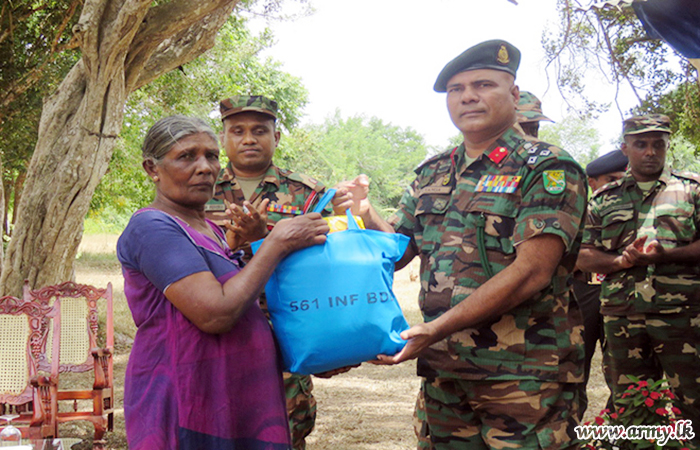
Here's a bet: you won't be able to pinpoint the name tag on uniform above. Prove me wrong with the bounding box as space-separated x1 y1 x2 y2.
204 204 226 212
268 203 303 215
475 175 521 193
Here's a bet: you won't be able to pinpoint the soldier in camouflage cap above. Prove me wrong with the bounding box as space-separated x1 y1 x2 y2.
205 94 343 450
516 91 553 138
579 114 700 443
622 113 672 136
336 39 587 449
219 94 278 121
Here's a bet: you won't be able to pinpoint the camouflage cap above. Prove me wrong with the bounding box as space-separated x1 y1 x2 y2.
585 149 628 177
220 95 277 121
516 91 553 123
622 114 671 136
434 39 521 93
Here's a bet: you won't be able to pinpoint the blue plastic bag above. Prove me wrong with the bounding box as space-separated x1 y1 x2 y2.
251 200 410 375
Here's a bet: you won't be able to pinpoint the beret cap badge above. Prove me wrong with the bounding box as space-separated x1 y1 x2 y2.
497 45 510 65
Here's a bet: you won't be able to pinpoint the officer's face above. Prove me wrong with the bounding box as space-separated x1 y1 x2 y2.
222 112 280 177
446 69 519 141
147 132 220 208
621 132 669 182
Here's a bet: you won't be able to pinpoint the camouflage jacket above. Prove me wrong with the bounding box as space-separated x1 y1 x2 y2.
389 126 587 382
204 162 328 262
582 167 700 315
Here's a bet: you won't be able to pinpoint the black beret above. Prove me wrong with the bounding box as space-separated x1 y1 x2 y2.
434 40 521 92
585 150 628 178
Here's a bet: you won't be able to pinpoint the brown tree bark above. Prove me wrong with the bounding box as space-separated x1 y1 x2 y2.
0 0 239 296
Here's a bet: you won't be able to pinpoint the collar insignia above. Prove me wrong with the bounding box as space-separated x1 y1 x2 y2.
487 146 508 164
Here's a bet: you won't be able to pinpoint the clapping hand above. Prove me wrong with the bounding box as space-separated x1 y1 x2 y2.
223 199 269 249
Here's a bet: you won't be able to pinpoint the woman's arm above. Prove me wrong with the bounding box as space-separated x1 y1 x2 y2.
165 213 329 333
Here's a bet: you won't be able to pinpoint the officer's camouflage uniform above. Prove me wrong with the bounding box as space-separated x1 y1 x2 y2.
390 126 587 449
583 163 700 431
205 162 327 450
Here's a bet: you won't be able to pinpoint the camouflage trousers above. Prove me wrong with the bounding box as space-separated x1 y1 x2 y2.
419 377 581 450
604 312 700 436
283 372 316 450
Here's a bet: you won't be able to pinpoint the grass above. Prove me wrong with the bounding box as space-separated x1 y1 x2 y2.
62 234 610 449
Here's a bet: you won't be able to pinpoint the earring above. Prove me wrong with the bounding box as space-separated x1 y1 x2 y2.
153 176 159 182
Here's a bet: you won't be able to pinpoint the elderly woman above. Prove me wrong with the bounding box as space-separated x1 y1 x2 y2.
117 115 328 449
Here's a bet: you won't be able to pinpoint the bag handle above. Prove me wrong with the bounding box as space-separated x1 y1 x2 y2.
312 188 336 213
346 208 361 230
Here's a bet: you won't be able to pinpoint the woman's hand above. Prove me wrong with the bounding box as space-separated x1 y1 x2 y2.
223 199 269 248
267 213 329 256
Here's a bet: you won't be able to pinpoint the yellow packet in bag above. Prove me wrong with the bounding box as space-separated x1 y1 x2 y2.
323 215 365 233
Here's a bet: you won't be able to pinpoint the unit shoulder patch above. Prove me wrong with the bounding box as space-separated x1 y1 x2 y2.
542 170 566 195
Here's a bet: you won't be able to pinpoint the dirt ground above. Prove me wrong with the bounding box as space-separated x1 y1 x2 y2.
72 234 609 449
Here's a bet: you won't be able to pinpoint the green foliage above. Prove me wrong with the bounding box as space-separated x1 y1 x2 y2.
546 0 698 159
277 110 429 216
90 14 309 219
0 1 81 226
538 115 603 168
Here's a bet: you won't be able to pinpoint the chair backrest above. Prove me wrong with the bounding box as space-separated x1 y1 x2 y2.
0 295 59 406
28 282 113 375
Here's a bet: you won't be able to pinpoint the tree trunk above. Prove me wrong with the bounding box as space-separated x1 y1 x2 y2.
9 169 27 231
0 0 239 296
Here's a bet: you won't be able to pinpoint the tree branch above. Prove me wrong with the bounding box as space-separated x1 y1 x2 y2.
124 0 238 92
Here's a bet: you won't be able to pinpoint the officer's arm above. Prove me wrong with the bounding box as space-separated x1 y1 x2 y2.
376 233 565 364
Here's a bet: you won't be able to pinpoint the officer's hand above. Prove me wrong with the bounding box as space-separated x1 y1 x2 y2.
224 199 269 245
332 174 370 215
370 322 436 365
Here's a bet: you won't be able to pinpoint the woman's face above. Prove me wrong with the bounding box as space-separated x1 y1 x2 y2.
151 132 221 208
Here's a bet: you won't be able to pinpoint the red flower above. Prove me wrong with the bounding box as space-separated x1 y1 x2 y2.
628 384 636 391
638 380 649 387
621 392 629 398
595 416 605 425
655 407 668 416
668 391 676 400
619 407 625 413
672 407 682 415
642 390 649 397
610 413 618 419
645 398 655 407
650 391 661 400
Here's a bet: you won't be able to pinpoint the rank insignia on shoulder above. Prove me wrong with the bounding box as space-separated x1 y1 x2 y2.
528 147 538 154
267 203 303 215
487 147 508 164
543 170 566 195
527 156 538 165
475 175 521 193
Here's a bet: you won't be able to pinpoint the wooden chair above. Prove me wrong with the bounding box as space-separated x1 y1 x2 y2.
0 294 61 439
29 281 114 449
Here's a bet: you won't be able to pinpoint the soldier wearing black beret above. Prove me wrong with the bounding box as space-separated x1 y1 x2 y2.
571 149 629 418
337 39 588 449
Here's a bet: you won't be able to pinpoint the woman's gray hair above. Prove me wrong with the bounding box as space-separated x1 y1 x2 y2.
142 115 218 162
